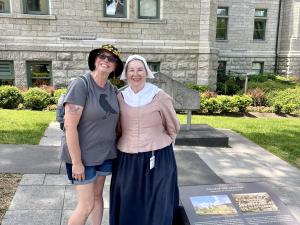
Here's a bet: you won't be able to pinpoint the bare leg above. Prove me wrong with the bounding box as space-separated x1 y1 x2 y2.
90 176 106 225
68 182 95 225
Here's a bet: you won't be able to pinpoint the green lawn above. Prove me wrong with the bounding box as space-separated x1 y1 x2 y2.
0 109 55 145
178 114 300 169
0 109 299 169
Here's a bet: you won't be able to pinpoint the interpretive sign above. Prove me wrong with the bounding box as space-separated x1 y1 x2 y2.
179 182 299 225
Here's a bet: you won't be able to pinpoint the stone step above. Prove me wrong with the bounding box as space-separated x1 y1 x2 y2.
176 124 229 147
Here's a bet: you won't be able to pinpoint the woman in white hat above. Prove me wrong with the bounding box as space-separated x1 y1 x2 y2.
110 55 180 225
60 44 123 225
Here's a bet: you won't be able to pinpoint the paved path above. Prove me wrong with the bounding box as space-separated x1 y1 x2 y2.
1 122 300 225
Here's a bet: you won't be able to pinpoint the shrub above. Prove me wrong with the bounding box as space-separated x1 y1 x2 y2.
217 80 241 95
248 73 276 83
23 87 51 110
202 91 217 98
247 88 265 106
185 83 209 92
0 85 23 109
231 95 252 113
216 95 235 113
17 103 25 110
46 104 58 111
269 87 300 114
53 88 67 104
199 93 252 114
248 77 297 93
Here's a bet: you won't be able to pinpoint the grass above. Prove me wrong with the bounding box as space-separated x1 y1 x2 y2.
178 114 300 169
0 109 54 223
0 109 55 145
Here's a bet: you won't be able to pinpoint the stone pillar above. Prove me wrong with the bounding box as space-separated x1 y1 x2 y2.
14 60 27 88
197 0 219 89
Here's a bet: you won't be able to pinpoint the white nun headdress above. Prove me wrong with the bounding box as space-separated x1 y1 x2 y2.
120 55 155 80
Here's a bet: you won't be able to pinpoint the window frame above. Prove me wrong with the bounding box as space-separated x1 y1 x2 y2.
23 0 49 15
217 61 227 77
216 7 229 41
253 9 267 40
138 0 160 19
103 0 127 18
0 61 14 85
0 0 10 13
148 62 160 73
26 61 52 87
251 61 264 74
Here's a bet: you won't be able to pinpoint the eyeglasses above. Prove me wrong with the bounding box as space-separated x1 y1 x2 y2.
97 53 118 63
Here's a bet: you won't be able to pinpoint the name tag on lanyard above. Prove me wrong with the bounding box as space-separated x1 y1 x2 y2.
150 151 155 170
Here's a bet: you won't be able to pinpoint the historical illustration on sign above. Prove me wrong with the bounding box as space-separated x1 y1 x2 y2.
190 195 237 216
232 192 279 213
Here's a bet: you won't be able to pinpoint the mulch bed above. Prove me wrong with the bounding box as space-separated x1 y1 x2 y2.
0 174 22 223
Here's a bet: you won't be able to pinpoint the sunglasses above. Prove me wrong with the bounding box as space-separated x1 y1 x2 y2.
97 53 118 63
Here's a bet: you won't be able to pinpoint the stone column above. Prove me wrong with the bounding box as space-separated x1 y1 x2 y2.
197 0 219 89
14 60 27 88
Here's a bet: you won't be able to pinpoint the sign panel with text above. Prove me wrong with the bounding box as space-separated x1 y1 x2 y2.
179 182 299 225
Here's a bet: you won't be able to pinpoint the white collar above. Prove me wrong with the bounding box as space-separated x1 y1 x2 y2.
122 83 161 107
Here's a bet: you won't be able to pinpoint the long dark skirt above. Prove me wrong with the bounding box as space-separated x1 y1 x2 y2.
110 144 179 225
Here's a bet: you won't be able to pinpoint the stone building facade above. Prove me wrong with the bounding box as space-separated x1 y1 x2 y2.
0 0 299 89
216 0 300 79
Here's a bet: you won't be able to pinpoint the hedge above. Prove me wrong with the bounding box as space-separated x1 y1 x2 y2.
0 86 23 109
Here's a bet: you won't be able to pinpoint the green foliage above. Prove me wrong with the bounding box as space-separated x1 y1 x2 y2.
231 95 252 113
247 88 266 106
53 88 67 104
248 73 276 82
199 93 252 114
31 72 50 78
217 73 244 95
0 86 23 109
248 77 297 93
267 87 300 114
185 83 209 92
23 87 51 110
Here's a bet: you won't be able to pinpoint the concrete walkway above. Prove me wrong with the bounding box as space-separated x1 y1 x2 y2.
1 122 300 224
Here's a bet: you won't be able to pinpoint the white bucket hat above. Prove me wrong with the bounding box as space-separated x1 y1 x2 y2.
120 55 155 80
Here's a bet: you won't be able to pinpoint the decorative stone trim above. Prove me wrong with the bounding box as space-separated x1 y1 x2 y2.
60 36 96 40
98 18 167 24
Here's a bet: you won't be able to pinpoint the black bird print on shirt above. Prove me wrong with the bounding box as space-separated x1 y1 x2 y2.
99 94 117 119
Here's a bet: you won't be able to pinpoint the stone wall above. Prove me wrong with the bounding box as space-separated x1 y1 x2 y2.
216 0 280 75
278 0 300 78
0 0 218 88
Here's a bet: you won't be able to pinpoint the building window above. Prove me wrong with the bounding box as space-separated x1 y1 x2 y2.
27 61 52 87
138 0 159 19
253 9 267 40
217 61 227 77
148 62 160 73
23 0 49 15
216 7 229 40
0 61 14 85
0 0 10 13
104 0 126 18
252 62 264 74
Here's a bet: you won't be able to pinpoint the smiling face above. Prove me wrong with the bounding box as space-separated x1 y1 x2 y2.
126 60 147 93
94 50 117 76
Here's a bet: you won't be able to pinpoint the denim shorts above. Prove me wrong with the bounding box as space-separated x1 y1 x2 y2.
66 159 113 185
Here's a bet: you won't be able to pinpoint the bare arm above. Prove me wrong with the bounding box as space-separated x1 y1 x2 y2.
64 103 85 180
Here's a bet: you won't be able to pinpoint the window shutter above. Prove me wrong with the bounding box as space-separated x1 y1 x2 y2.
0 62 13 79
